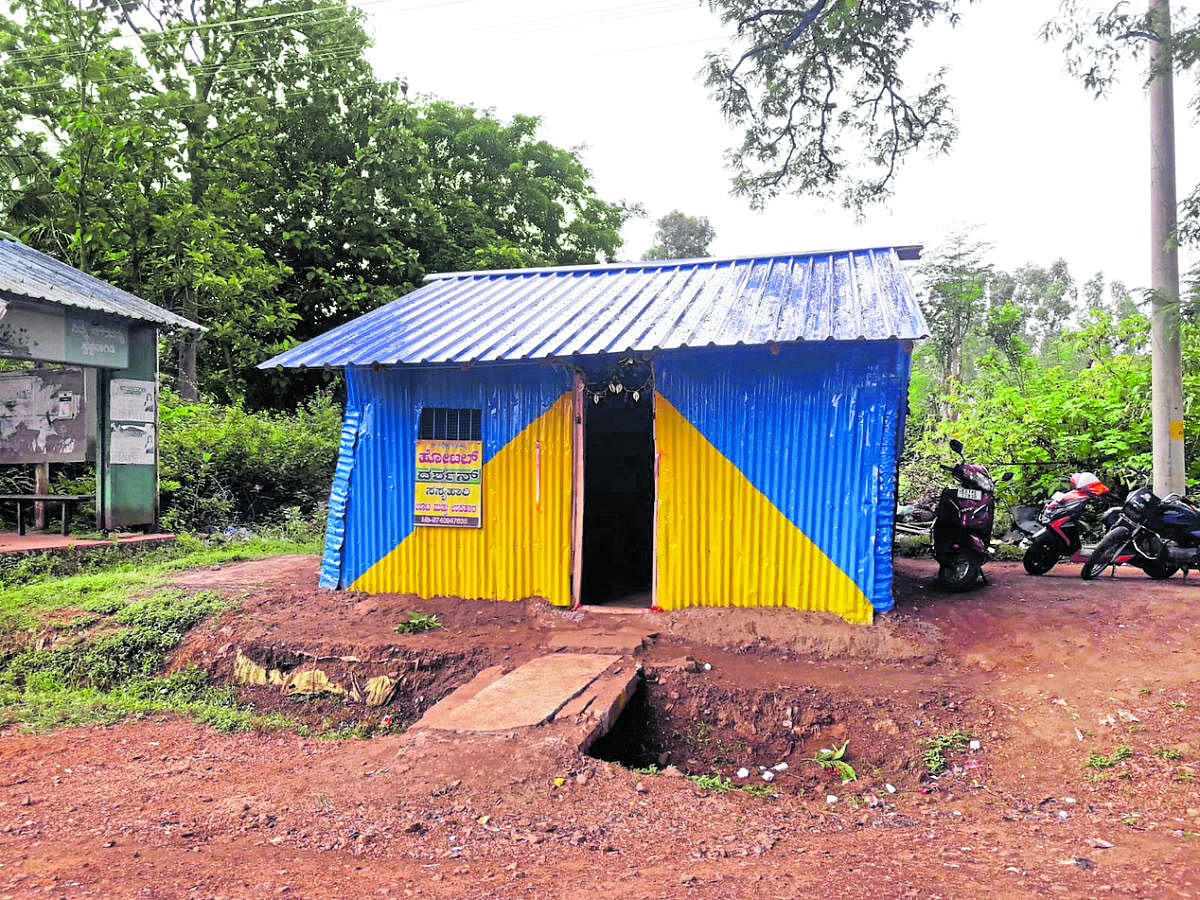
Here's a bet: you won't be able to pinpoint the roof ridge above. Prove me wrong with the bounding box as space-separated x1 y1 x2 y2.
423 245 923 281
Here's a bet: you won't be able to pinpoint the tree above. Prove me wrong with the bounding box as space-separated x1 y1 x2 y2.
917 230 992 393
643 210 716 260
1 0 628 407
704 1 961 210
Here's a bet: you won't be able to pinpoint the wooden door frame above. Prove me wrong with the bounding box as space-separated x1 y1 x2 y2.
570 371 585 607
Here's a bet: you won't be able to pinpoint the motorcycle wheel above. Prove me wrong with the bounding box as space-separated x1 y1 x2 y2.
1141 560 1179 580
1081 526 1131 581
1022 535 1060 576
938 552 982 592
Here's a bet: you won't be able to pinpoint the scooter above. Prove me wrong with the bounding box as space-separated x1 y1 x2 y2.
1020 472 1115 575
1081 480 1198 581
931 439 1013 590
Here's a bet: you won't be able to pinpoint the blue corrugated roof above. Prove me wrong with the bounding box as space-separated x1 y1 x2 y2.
260 246 927 369
0 238 202 331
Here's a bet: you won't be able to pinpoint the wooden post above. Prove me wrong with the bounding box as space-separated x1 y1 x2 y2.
570 372 585 607
34 462 49 530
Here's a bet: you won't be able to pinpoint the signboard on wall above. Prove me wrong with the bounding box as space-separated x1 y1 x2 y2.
0 367 89 464
414 439 483 528
0 300 129 368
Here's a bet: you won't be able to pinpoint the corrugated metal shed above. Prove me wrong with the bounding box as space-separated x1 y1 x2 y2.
0 238 202 330
260 246 926 369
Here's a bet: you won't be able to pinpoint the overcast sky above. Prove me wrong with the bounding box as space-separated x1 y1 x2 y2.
357 0 1199 291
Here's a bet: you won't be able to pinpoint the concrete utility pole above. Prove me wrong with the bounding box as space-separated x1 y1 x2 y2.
1149 0 1186 497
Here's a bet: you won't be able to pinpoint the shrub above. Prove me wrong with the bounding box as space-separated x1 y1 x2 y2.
158 390 341 531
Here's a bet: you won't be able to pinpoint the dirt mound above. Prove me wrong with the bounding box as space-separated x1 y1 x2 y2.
656 604 942 662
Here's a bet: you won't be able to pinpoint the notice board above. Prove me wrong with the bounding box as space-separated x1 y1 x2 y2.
414 439 482 528
0 367 90 464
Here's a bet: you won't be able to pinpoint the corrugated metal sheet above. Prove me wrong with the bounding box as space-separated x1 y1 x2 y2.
655 342 910 620
259 247 926 369
0 238 202 330
331 364 574 604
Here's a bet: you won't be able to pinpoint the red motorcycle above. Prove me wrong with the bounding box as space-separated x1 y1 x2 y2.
1020 472 1114 575
931 440 1013 590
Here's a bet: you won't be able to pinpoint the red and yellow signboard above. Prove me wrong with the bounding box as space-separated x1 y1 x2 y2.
414 440 483 528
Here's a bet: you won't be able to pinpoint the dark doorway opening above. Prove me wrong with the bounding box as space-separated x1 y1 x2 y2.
581 363 654 607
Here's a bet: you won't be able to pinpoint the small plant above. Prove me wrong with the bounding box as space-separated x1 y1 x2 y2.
1153 747 1183 760
921 728 973 776
739 783 776 800
1168 700 1188 709
1086 745 1134 770
394 612 442 634
1138 687 1153 695
810 740 857 782
688 774 733 793
631 765 661 776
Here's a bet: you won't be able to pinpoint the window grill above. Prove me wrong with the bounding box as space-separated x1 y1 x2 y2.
418 407 482 442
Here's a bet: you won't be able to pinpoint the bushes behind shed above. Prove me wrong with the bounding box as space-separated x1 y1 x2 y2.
158 391 341 531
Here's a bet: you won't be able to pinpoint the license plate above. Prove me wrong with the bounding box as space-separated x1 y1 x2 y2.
957 488 982 501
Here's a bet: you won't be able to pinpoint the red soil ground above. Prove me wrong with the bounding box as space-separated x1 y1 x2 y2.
0 556 1197 898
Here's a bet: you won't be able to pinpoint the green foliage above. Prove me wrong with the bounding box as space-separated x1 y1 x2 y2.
1 591 225 690
810 740 857 782
158 391 341 529
1153 747 1183 760
0 533 319 635
739 783 777 799
393 612 442 635
0 0 626 406
631 765 661 776
688 773 734 793
921 728 973 776
642 210 715 261
1086 745 1134 769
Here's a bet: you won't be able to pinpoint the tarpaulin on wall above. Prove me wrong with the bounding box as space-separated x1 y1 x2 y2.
654 342 909 623
325 364 575 605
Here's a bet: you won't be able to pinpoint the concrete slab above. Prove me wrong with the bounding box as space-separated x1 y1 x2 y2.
422 653 615 733
412 665 508 730
555 663 641 751
543 628 657 656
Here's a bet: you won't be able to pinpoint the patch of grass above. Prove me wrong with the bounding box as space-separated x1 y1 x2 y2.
631 765 661 776
921 728 973 776
688 774 733 793
1168 700 1188 709
739 783 776 800
1086 745 1134 770
1152 747 1183 760
0 534 319 635
393 612 442 635
0 666 302 734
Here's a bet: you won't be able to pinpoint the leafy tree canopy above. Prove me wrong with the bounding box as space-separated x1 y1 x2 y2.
643 209 717 260
0 0 625 405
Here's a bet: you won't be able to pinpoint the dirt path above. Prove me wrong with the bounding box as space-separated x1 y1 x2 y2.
1 556 1197 898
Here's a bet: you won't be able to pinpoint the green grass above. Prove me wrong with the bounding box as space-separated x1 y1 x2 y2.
0 534 320 635
921 728 974 776
1085 745 1134 769
0 534 320 734
688 773 733 793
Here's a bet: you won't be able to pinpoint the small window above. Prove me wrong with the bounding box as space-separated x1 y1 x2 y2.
418 407 482 442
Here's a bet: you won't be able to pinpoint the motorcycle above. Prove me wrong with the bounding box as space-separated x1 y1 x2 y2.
1020 472 1116 575
1080 479 1198 581
931 439 1013 590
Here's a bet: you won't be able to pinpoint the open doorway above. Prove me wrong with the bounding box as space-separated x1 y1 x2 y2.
580 362 654 607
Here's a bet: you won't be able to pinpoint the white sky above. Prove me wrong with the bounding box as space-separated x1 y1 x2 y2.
357 0 1200 290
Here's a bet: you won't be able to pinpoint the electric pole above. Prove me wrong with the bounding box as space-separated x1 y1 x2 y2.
1149 0 1186 496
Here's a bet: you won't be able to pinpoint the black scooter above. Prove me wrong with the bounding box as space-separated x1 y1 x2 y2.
931 439 1013 590
1081 480 1197 580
